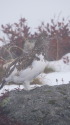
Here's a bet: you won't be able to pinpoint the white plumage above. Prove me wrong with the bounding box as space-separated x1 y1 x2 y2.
4 54 47 90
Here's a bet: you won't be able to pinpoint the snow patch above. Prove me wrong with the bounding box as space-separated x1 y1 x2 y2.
37 72 70 86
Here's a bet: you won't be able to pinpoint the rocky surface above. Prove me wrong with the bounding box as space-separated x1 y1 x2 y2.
0 84 70 125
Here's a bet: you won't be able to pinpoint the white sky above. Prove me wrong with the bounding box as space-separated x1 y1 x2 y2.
0 0 70 33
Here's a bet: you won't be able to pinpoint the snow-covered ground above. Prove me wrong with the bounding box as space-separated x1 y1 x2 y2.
0 84 41 96
37 53 70 85
0 53 70 96
0 85 23 96
47 53 70 72
37 72 70 86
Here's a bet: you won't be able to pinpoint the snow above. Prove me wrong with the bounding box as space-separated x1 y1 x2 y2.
37 53 70 86
37 72 70 86
0 85 23 96
0 84 41 96
0 53 70 96
46 53 70 72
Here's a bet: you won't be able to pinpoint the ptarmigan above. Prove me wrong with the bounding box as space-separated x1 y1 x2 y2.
0 51 47 90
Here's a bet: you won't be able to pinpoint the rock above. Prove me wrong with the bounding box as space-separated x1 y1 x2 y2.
0 84 70 125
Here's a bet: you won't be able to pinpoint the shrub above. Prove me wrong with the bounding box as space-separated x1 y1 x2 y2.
31 78 43 85
44 67 55 74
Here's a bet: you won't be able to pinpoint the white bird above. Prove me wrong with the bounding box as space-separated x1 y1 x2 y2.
0 53 47 90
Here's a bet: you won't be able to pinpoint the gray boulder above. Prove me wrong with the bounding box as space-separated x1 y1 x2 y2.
0 84 70 125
